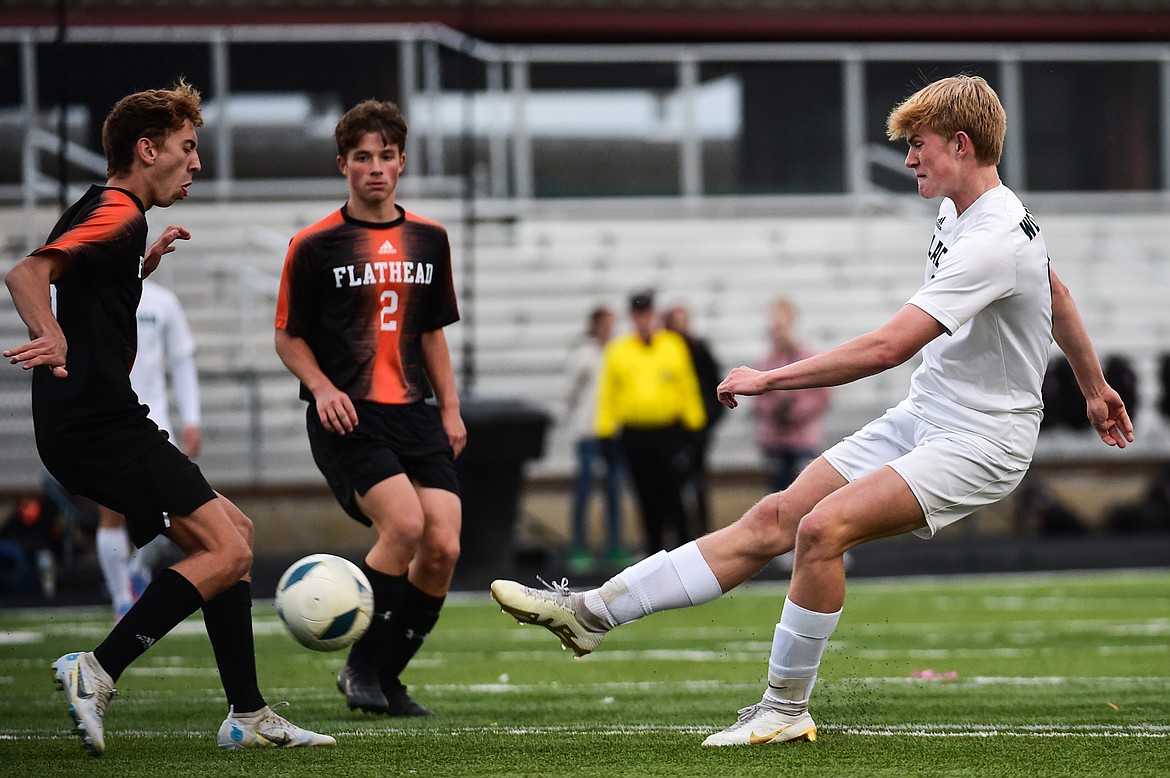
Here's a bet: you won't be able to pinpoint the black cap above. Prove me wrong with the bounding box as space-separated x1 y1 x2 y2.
629 289 654 311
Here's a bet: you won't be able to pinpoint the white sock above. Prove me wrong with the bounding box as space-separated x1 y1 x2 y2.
764 596 842 713
232 705 271 721
95 526 134 615
592 542 723 627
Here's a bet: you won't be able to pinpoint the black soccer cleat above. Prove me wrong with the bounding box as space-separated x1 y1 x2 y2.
382 679 434 717
336 663 389 714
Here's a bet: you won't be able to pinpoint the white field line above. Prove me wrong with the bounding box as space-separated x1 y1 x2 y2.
441 723 1170 738
417 676 1170 693
5 723 1169 741
493 640 1170 663
14 676 1167 714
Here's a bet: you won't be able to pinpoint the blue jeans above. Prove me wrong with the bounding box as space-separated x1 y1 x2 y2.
763 447 818 494
570 437 624 551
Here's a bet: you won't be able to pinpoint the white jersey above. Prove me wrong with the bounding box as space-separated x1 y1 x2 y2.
904 184 1052 465
563 336 606 439
131 279 200 438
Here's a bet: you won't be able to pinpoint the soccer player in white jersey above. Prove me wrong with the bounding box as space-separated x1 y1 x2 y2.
490 74 1133 746
95 278 201 621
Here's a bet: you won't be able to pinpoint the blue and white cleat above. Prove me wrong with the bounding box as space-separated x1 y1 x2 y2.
217 702 336 749
52 651 116 756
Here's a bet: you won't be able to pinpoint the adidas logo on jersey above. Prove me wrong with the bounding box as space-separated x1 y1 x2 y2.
378 240 397 255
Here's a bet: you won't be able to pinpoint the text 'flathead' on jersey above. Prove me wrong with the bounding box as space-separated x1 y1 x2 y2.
332 261 435 288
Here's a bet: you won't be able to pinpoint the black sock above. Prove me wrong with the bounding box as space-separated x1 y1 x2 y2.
346 563 406 675
380 582 445 683
202 580 266 713
94 568 203 682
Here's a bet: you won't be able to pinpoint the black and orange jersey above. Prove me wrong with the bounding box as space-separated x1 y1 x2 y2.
275 204 460 405
30 185 162 490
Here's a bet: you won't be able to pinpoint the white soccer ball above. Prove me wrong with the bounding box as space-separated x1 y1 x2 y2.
275 553 374 652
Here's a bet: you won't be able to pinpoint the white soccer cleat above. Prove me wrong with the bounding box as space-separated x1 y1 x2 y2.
52 651 116 757
217 702 336 749
490 577 605 657
701 703 817 747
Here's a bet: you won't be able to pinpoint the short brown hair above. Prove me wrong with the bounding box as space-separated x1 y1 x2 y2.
335 100 408 159
886 75 1006 166
102 78 203 177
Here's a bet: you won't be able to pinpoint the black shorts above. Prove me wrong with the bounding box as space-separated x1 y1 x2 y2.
306 400 460 526
76 442 217 548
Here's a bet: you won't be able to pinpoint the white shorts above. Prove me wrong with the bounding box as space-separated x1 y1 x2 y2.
822 402 1028 539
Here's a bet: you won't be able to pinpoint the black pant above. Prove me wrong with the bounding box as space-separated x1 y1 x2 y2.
620 424 693 552
684 428 713 539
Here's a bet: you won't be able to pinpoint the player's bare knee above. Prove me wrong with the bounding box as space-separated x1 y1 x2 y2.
793 510 849 561
736 492 797 557
418 534 460 579
224 541 253 580
216 497 255 547
398 516 427 551
232 513 255 548
204 528 253 580
371 508 424 551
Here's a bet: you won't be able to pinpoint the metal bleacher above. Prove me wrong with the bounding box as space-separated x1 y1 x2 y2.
4 24 1170 495
4 196 1170 495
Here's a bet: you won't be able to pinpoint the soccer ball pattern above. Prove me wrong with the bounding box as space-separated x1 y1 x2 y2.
275 554 374 652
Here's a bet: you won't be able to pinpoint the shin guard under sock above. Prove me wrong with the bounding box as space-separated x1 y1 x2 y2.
380 582 445 681
93 568 203 682
203 580 265 713
346 564 406 674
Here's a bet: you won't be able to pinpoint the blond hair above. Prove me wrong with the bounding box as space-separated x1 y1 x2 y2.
885 75 1006 166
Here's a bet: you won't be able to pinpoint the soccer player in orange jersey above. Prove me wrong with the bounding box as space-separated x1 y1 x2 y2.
275 100 466 717
5 80 332 756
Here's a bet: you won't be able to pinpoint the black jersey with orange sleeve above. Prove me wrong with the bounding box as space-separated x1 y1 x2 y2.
30 185 165 491
275 204 460 405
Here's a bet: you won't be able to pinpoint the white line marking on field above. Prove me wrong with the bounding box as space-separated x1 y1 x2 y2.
494 642 1169 662
5 721 1169 741
0 630 42 645
387 723 1170 739
417 676 1170 694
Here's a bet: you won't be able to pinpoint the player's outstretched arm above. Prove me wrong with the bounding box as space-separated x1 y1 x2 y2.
717 304 944 409
1049 267 1133 448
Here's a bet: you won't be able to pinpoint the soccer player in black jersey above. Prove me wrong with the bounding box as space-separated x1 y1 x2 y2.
275 100 466 717
4 80 333 756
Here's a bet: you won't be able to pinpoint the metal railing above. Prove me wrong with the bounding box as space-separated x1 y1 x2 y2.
4 25 1170 492
4 27 1170 233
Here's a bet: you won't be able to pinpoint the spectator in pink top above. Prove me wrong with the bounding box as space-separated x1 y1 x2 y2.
754 299 831 492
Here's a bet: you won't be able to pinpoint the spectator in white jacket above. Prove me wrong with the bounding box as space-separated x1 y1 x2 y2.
95 278 201 621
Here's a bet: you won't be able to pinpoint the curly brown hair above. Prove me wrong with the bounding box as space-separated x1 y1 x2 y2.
335 99 408 159
102 78 203 177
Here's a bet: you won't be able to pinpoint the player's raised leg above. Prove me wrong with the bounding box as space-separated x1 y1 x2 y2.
491 459 844 656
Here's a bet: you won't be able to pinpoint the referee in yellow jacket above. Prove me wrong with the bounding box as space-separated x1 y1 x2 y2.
595 290 707 554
